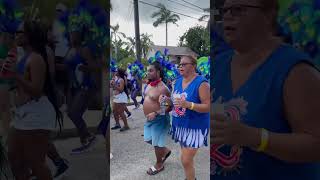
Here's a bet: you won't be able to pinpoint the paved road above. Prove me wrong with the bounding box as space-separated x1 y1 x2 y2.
2 136 109 180
110 105 210 180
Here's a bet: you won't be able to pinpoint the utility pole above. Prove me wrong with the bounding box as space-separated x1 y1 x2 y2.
134 0 142 62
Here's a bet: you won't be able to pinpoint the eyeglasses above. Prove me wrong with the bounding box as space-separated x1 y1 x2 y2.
222 5 262 17
178 63 194 68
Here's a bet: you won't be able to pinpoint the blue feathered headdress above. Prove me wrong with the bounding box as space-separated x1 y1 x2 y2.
128 60 145 79
110 58 118 72
0 0 23 34
148 48 180 82
277 0 320 64
58 0 108 56
196 56 210 81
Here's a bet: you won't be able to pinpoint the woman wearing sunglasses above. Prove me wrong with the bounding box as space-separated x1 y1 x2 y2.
212 0 320 179
161 55 210 180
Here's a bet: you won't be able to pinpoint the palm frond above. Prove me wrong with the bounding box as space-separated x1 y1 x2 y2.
153 18 164 27
169 14 180 20
199 14 209 21
151 11 162 18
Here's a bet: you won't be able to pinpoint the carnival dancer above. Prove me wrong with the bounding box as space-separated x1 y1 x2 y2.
212 0 320 179
111 68 130 131
5 20 63 180
162 55 210 180
58 0 108 154
144 61 172 175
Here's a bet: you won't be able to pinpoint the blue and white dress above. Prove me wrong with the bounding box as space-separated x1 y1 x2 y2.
169 76 210 148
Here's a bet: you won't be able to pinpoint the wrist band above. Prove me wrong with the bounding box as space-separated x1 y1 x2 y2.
257 128 269 152
190 102 194 110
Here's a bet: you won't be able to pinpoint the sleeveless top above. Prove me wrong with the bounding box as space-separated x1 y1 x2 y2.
131 78 140 91
211 44 320 179
169 75 210 148
65 50 95 90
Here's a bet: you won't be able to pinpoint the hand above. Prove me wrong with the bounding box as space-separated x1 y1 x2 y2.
110 80 115 86
211 113 260 148
146 112 157 121
1 57 15 72
158 94 169 104
174 98 191 109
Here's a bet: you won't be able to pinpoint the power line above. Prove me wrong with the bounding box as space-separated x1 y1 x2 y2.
178 0 204 10
138 0 208 22
167 0 203 13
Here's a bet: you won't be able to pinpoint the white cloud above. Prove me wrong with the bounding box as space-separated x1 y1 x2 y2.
111 0 209 46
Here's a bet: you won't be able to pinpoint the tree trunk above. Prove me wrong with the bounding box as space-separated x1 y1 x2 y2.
166 22 168 46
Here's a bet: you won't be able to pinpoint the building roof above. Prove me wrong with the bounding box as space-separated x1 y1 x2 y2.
150 45 198 57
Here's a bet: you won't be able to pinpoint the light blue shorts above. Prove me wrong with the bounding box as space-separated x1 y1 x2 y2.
144 114 170 147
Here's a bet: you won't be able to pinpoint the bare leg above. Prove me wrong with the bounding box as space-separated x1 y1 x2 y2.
181 147 198 180
119 104 129 128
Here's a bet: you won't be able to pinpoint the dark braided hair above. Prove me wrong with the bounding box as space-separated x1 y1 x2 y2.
24 20 63 131
150 61 164 82
117 68 128 95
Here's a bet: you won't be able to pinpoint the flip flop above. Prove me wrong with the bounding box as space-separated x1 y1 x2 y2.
162 150 171 163
147 166 164 175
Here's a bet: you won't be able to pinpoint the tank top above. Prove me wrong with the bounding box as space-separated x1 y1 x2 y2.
211 44 320 179
170 75 210 148
65 51 95 89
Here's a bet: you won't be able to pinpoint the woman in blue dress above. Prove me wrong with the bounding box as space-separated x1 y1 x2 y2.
211 0 320 179
161 55 210 180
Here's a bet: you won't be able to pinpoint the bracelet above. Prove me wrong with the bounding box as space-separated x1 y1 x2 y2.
257 128 269 152
190 102 194 110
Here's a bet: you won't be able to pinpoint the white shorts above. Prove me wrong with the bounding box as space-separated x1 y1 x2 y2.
113 92 127 104
12 96 57 130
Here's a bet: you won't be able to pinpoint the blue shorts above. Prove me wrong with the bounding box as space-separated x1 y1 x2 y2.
144 114 170 147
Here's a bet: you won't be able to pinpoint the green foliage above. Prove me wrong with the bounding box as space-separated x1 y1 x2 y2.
118 57 135 69
179 25 210 57
19 0 111 23
140 33 154 60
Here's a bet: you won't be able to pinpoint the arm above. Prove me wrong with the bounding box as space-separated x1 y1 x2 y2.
15 54 46 97
186 82 210 113
254 63 320 162
161 85 172 112
80 47 100 73
113 79 124 92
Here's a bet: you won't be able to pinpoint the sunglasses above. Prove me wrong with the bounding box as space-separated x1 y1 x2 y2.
222 4 262 17
178 63 194 68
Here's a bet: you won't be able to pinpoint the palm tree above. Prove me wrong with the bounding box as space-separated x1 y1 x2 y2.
126 37 136 56
140 33 154 60
111 23 126 60
151 3 180 46
199 8 210 30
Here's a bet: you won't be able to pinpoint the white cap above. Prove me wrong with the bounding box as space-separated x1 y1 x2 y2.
56 3 67 12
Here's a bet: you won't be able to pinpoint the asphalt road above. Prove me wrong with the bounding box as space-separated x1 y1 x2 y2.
110 105 210 180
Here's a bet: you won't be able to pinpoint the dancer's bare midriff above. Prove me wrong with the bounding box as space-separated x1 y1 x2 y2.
15 56 46 106
143 82 169 116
